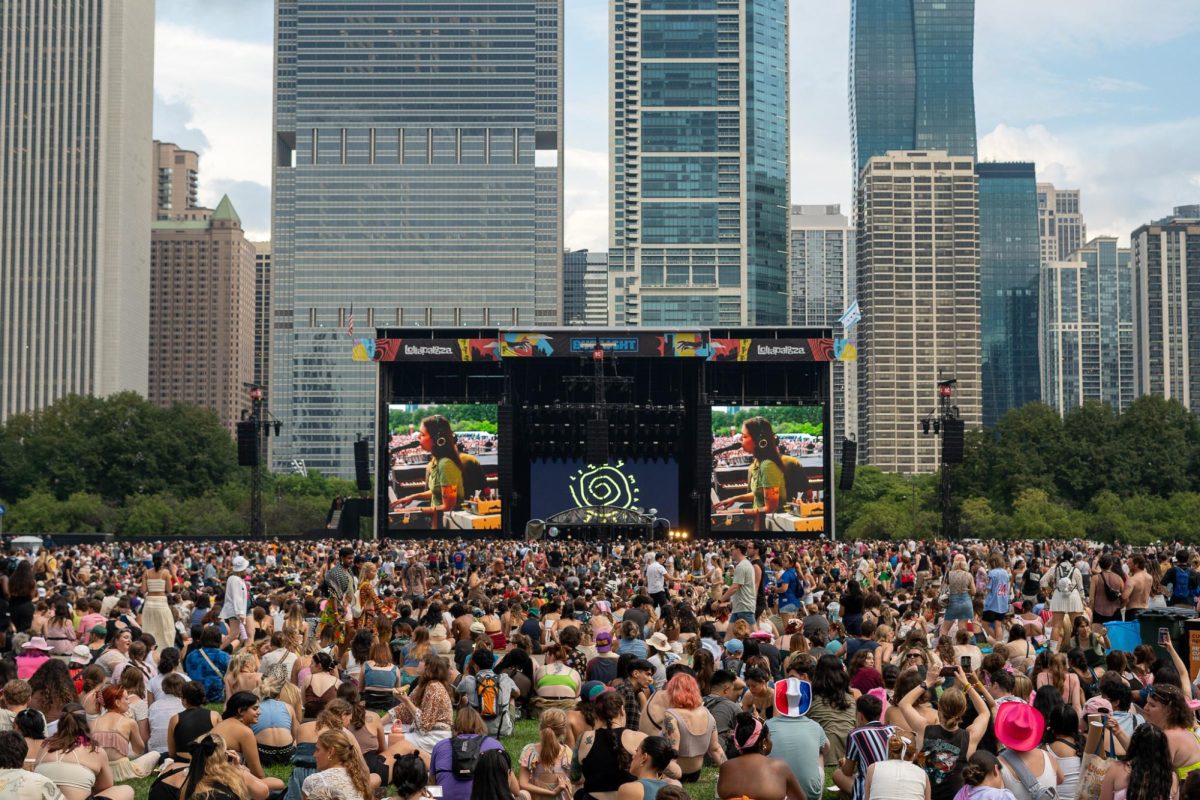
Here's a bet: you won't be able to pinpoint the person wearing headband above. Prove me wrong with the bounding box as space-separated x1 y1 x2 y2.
715 712 805 800
862 727 928 800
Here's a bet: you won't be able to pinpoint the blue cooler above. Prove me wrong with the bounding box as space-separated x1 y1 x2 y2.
1105 620 1141 654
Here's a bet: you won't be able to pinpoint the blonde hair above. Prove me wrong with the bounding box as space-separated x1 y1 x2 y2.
539 708 567 767
257 675 285 701
180 734 247 800
228 651 258 675
1049 653 1069 698
1012 674 1033 700
317 730 371 800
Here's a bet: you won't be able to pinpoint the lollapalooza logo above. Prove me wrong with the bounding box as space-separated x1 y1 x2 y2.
569 461 641 520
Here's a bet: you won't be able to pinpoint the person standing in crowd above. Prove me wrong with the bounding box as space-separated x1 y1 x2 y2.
1122 554 1153 620
720 543 758 626
219 556 250 644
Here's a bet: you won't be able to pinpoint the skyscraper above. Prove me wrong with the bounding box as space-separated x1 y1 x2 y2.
857 151 981 474
152 141 205 221
1041 237 1134 414
253 242 272 391
149 196 256 434
271 0 563 476
0 0 155 420
849 0 977 177
789 205 850 327
563 249 589 325
976 162 1041 427
583 252 610 326
609 0 790 326
1131 206 1200 410
1036 183 1086 264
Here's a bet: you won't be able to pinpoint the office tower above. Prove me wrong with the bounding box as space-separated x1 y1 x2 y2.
564 249 589 325
790 205 850 327
149 197 256 433
1131 206 1200 410
0 0 154 420
271 0 563 476
152 141 206 221
253 242 272 390
1036 183 1086 264
609 0 790 326
857 151 981 474
976 163 1041 427
1041 237 1134 414
850 0 977 177
583 252 610 326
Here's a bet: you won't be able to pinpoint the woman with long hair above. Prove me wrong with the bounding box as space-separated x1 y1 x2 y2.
519 707 573 799
1035 653 1084 716
1100 724 1177 800
119 665 152 746
302 730 373 800
45 600 78 657
575 691 641 800
712 417 785 531
427 706 505 800
716 712 806 800
886 669 937 730
300 651 340 720
897 667 991 800
1045 705 1082 800
941 554 977 640
142 551 177 653
288 700 354 800
209 691 286 792
175 733 250 800
33 705 132 800
1003 624 1037 674
223 650 261 698
387 653 454 754
1042 550 1084 645
336 684 387 785
1140 682 1200 778
470 749 527 800
392 415 465 529
618 735 681 800
90 685 160 780
27 658 79 724
849 648 885 694
400 627 431 687
808 653 857 761
863 727 929 800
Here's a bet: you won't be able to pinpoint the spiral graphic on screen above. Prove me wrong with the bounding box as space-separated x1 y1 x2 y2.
569 461 640 513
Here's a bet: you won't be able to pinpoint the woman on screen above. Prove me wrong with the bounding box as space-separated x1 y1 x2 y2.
391 415 465 529
712 416 785 531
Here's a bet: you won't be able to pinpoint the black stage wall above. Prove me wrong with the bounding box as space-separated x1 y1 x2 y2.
373 327 836 540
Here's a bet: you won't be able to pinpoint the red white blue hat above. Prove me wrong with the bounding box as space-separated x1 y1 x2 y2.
774 677 812 718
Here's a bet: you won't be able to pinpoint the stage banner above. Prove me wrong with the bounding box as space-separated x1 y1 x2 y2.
370 338 500 362
709 338 857 362
499 332 712 358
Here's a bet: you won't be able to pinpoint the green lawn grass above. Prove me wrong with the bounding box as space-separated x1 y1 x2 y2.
121 717 724 800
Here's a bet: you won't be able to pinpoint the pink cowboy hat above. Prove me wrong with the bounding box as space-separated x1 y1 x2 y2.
995 702 1045 753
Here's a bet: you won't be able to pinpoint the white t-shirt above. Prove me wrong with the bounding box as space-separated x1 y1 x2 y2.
646 561 667 594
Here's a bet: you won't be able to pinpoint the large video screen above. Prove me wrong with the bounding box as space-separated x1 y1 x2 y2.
710 406 825 534
530 459 679 524
386 404 500 532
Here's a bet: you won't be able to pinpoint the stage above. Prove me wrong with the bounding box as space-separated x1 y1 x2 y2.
369 327 839 540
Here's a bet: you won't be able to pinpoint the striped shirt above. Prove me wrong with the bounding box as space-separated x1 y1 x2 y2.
846 722 896 800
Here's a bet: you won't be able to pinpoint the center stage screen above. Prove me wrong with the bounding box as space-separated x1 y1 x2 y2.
530 459 679 524
710 406 826 535
386 404 500 532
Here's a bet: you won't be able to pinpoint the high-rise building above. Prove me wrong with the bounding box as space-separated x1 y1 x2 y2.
1036 183 1086 264
583 251 610 326
976 163 1041 427
849 0 977 178
0 0 154 420
152 141 206 221
253 242 272 390
789 205 850 327
149 196 256 433
1131 206 1200 410
1041 237 1134 414
857 151 981 474
609 0 790 327
564 249 589 325
271 0 563 476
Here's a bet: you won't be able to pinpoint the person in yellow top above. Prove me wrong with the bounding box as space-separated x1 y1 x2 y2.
713 416 785 532
392 415 465 530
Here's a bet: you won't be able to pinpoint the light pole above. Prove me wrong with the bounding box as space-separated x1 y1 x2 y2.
919 378 959 540
243 384 283 539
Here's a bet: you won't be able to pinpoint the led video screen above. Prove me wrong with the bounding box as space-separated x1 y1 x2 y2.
710 406 825 534
530 459 679 524
386 404 500 532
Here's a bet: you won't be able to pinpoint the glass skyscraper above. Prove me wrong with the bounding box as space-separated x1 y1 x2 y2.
609 0 789 326
976 163 1041 427
270 0 563 476
850 0 977 176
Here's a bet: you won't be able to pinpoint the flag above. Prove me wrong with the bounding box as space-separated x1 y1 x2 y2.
347 304 355 338
839 301 861 330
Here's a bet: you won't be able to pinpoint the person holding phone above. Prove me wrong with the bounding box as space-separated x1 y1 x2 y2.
895 666 991 800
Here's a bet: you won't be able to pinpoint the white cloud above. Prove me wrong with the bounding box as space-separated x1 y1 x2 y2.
154 21 273 238
1087 76 1149 93
564 147 609 251
976 0 1200 52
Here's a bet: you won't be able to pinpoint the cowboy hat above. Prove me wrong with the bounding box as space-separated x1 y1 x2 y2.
22 637 53 652
995 702 1045 753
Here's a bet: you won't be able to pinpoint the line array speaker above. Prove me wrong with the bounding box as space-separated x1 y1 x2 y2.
838 438 857 491
353 439 371 491
236 421 259 467
942 418 965 464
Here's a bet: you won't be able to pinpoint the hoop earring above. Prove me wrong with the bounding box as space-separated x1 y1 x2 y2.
436 437 447 447
758 438 769 449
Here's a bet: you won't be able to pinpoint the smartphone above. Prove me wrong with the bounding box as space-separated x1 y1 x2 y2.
1159 627 1170 644
917 666 927 681
960 656 972 670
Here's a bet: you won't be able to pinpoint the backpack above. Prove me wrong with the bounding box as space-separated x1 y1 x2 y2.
1101 572 1121 602
1173 569 1193 602
999 749 1057 800
475 670 502 720
1022 570 1041 597
450 734 484 780
1055 564 1075 594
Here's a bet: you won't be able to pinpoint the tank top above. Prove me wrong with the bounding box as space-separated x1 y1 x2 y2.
920 724 969 800
173 707 215 757
252 698 292 733
665 708 714 759
638 778 668 800
579 727 634 794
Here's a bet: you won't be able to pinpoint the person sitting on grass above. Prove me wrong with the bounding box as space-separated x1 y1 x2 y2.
149 732 272 800
33 705 132 800
208 691 286 794
716 712 806 800
302 729 374 800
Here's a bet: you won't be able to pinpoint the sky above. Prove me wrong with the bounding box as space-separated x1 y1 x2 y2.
154 0 1200 249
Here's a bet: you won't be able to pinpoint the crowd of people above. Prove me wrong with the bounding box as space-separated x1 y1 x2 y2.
0 536 1198 800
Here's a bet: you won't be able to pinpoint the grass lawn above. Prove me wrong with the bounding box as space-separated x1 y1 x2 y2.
121 717 724 800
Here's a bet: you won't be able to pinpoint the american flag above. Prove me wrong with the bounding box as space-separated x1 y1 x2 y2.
347 304 355 338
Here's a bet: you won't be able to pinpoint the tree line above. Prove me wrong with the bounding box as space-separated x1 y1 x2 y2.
0 393 357 536
837 395 1200 543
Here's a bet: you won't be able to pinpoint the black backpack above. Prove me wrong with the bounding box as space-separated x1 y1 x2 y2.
449 735 483 780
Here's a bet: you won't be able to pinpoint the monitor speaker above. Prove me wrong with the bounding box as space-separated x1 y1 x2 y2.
942 418 965 464
353 439 371 491
838 438 857 491
236 421 259 467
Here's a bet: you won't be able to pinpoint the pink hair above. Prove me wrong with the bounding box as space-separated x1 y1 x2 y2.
666 673 702 710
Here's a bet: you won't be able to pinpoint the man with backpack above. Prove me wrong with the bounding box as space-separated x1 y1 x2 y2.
1090 554 1126 624
456 649 519 737
1161 550 1200 609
